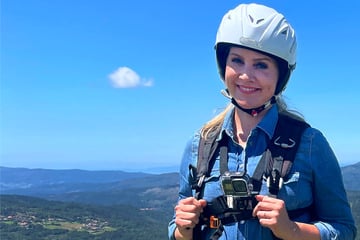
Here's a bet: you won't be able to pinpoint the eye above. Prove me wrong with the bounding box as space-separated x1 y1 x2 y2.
254 62 268 69
231 57 244 64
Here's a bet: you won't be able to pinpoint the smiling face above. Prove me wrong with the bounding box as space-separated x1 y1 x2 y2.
225 47 279 109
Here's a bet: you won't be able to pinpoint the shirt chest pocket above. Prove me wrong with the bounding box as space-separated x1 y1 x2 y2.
278 171 313 210
202 172 224 201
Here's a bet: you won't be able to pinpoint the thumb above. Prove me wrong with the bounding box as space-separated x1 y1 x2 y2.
255 195 265 201
199 199 207 208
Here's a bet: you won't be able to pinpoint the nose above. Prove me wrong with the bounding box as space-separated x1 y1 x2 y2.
238 72 250 80
238 66 253 81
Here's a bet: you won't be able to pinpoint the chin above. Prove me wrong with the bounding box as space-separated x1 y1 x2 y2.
235 100 258 109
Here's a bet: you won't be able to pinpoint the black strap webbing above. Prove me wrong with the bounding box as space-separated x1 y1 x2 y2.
252 149 272 191
196 126 223 179
219 145 228 175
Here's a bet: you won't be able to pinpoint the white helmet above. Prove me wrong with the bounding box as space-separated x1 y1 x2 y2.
215 3 297 94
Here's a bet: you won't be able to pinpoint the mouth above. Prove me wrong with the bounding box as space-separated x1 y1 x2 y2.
237 85 259 94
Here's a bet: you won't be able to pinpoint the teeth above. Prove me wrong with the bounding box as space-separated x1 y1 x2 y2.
240 86 256 92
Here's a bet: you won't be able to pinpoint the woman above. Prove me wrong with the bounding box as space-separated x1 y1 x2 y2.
168 3 356 240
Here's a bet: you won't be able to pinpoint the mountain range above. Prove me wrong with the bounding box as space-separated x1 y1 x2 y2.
1 162 359 239
1 162 359 208
0 166 179 208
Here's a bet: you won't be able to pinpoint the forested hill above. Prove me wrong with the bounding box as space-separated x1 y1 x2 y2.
0 194 169 240
1 191 359 240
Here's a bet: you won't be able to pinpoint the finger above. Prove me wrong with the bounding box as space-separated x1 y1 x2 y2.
191 198 207 209
253 199 271 215
175 218 195 229
179 197 196 205
258 195 278 203
256 210 273 220
176 209 202 225
178 198 207 212
255 198 279 212
254 195 273 211
175 210 200 224
176 204 198 212
262 211 271 219
179 197 203 210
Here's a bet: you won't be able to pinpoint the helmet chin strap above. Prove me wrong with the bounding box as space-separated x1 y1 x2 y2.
221 89 277 117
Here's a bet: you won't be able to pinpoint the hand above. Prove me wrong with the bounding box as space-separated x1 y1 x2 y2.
174 197 207 239
252 195 296 239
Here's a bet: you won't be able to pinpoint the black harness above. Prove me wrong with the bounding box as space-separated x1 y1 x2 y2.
190 113 312 240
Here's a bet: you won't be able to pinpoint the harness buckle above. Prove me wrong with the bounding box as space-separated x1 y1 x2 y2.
266 169 284 196
197 175 206 188
209 216 220 229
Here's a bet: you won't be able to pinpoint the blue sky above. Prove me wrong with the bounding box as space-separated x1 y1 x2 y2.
1 0 359 172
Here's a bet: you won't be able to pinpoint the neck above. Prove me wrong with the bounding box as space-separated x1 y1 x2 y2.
233 108 263 147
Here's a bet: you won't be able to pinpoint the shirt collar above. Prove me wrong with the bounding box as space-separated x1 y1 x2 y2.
256 104 278 139
220 104 279 141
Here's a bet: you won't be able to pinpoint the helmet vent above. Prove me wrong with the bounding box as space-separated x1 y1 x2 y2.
248 14 264 24
279 25 291 37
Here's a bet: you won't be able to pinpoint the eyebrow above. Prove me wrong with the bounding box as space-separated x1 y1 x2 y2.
229 53 273 62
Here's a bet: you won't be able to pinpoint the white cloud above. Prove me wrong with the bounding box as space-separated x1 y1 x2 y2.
108 66 153 88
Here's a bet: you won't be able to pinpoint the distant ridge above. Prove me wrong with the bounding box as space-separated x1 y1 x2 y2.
341 162 360 191
0 166 152 184
1 161 359 201
0 166 179 207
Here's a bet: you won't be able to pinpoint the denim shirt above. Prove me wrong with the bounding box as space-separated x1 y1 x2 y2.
168 105 357 240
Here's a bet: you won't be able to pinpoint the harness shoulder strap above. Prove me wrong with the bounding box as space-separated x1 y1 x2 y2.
191 125 224 240
191 125 223 200
267 114 310 177
197 126 223 178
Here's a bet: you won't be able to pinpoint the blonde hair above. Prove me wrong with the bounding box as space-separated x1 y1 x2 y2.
200 96 304 139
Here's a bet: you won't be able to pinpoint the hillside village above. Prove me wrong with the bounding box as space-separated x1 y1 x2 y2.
1 211 113 234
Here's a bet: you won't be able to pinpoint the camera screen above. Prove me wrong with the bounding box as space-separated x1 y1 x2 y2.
223 182 234 192
232 179 248 193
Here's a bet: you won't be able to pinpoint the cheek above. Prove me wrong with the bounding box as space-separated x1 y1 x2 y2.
224 78 231 90
260 73 278 92
224 65 239 81
264 81 277 95
271 77 278 92
224 67 233 86
224 65 234 78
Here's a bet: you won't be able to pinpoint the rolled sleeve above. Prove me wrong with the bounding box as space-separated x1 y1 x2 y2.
168 219 177 240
